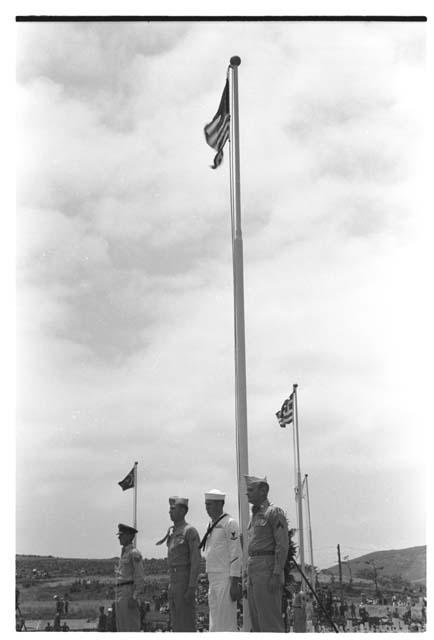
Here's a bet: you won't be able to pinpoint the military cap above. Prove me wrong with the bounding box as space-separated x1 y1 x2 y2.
117 523 138 535
244 474 269 489
169 496 188 507
205 489 226 501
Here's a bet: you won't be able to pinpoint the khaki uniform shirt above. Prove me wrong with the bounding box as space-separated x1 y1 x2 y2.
247 499 289 575
167 522 201 588
115 543 145 600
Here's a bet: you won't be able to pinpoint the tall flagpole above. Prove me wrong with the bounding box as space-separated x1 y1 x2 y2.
133 461 138 547
304 473 315 586
228 55 250 631
293 384 306 586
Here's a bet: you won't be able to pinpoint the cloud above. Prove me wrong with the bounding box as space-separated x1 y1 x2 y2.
16 20 427 563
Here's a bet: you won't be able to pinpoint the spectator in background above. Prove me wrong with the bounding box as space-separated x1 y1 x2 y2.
54 594 63 615
97 606 107 631
293 588 307 633
106 604 117 632
305 594 314 632
63 593 69 615
421 601 426 624
54 612 61 631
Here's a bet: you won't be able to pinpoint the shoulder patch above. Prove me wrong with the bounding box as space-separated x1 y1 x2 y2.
131 549 142 561
269 505 286 519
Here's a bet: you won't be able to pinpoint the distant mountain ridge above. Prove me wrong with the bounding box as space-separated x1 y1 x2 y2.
323 545 426 585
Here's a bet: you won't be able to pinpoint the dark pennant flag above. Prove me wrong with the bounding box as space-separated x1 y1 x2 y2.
118 466 135 491
204 79 230 169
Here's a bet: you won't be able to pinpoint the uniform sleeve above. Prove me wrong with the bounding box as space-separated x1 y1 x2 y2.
130 549 145 599
226 518 242 577
270 507 289 575
186 527 201 588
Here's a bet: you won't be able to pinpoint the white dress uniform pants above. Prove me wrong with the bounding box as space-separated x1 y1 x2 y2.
208 572 237 632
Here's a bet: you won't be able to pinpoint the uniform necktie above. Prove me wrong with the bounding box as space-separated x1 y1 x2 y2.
198 513 227 550
155 526 173 546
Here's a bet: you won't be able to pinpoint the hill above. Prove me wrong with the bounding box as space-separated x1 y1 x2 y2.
323 545 426 586
16 554 206 581
16 555 170 580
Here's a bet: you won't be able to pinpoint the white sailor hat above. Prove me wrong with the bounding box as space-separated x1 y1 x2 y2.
204 489 226 501
244 475 269 489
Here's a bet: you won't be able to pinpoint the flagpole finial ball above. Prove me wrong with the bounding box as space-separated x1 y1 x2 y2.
230 56 241 66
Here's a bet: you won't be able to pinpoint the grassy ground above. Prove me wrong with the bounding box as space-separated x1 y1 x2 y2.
17 574 169 621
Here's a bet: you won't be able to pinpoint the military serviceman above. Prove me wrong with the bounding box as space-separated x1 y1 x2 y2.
245 475 289 632
156 497 201 632
200 489 242 631
115 523 145 631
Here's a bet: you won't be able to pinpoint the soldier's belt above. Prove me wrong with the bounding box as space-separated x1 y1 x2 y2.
169 564 190 572
117 580 134 586
248 550 275 557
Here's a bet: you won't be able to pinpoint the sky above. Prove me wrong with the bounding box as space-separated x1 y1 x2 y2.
15 15 429 570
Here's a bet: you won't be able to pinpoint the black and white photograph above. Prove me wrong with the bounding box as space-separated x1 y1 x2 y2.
14 3 430 633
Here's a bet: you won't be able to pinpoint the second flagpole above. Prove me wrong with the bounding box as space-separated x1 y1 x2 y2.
293 385 306 587
133 461 138 547
228 55 250 632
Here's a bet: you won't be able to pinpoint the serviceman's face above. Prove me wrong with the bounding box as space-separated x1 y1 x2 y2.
117 531 134 546
169 504 186 523
246 484 265 505
205 499 224 521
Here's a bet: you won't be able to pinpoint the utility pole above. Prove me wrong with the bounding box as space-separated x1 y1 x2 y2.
337 544 344 603
365 560 383 598
344 555 353 586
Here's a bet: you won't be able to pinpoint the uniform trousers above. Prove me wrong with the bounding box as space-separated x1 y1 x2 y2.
208 572 237 632
115 585 141 631
247 556 284 632
168 567 196 632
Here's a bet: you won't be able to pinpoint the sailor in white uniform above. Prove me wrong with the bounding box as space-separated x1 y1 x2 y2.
199 489 242 632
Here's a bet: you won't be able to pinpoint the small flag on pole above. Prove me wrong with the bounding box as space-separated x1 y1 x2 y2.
118 466 135 491
276 393 294 427
204 78 230 169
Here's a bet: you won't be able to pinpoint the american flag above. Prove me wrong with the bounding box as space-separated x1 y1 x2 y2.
276 393 294 427
204 79 230 169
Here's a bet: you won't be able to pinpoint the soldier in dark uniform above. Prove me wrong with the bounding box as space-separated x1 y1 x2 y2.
156 496 201 631
115 523 145 631
245 475 289 632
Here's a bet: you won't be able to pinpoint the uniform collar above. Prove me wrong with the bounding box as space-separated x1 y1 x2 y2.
122 543 133 554
252 498 270 514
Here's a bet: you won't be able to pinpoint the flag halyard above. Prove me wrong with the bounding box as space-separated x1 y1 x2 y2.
204 78 230 169
118 466 135 491
276 393 294 427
